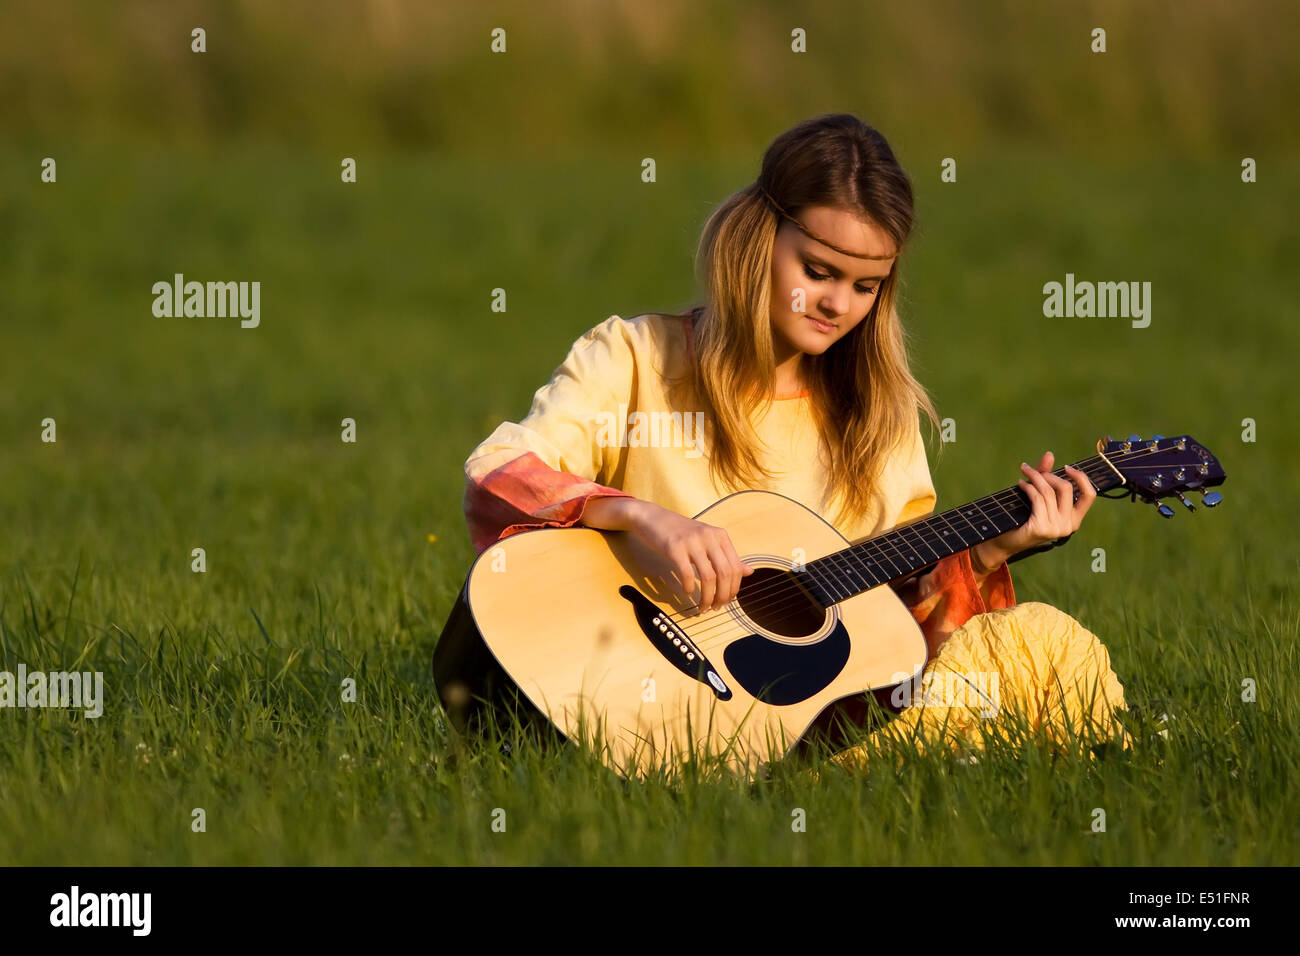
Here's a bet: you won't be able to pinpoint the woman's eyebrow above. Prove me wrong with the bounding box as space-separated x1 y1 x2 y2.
802 251 891 283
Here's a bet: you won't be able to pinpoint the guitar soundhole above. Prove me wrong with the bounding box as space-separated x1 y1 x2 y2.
736 567 827 639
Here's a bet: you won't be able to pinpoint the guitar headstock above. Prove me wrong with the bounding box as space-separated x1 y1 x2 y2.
1097 434 1226 516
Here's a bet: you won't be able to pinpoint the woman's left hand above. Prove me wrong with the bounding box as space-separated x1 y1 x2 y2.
982 451 1097 564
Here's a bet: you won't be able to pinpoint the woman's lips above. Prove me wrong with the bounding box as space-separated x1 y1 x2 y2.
807 316 836 333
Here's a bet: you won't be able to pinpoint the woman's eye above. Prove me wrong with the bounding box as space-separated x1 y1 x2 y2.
803 264 878 295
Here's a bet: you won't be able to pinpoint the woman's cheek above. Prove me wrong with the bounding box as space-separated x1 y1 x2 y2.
788 267 808 307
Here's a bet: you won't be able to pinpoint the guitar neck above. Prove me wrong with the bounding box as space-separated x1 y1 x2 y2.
795 453 1124 607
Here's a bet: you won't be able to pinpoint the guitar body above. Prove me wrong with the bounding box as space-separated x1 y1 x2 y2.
434 490 928 778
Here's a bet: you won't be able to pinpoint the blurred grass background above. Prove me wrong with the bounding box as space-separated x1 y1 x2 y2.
4 0 1297 158
0 0 1297 864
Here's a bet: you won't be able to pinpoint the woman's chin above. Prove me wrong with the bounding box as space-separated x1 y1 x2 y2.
772 322 839 359
795 333 837 355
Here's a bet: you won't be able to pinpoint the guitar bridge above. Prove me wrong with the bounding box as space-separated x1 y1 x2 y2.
618 586 732 700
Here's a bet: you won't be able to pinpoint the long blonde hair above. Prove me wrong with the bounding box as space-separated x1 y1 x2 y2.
672 113 941 528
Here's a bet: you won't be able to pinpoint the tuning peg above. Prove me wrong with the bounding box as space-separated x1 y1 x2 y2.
1127 434 1142 443
1173 491 1196 512
1199 490 1223 507
1154 502 1175 518
1152 434 1164 441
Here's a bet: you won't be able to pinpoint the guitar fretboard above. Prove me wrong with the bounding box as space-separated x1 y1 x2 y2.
793 453 1124 607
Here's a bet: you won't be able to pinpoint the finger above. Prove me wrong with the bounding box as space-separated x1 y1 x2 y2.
690 542 717 612
1035 451 1075 528
716 529 752 578
705 539 738 608
1018 477 1061 544
670 544 698 609
1043 468 1074 517
1068 463 1096 498
1020 461 1058 518
716 532 750 599
1018 475 1047 526
700 532 734 608
1065 464 1097 515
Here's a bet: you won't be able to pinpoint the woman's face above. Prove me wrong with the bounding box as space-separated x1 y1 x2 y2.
768 204 897 361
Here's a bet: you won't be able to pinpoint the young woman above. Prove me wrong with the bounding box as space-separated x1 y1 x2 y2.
462 113 1129 769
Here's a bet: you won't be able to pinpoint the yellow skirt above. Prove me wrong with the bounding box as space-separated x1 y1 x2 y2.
829 601 1131 771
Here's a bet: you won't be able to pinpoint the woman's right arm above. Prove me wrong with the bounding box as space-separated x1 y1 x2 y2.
582 496 753 613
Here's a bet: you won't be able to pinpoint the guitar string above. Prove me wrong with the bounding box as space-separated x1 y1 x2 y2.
679 468 1111 652
660 444 1208 648
672 460 1100 643
672 453 1124 628
677 451 1187 651
673 444 1200 628
679 451 1211 654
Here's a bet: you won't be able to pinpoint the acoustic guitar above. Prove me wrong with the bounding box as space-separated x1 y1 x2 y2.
433 434 1225 778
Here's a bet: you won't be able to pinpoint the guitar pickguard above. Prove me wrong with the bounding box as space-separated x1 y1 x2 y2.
722 623 851 705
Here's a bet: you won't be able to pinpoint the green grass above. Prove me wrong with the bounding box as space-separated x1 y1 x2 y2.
0 141 1296 864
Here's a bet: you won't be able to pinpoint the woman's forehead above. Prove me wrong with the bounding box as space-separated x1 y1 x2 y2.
782 208 898 271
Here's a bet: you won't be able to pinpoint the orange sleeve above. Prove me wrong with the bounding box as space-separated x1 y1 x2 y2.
463 451 631 554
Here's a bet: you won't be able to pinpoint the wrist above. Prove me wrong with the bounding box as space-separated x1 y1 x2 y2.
582 495 644 531
971 542 1006 576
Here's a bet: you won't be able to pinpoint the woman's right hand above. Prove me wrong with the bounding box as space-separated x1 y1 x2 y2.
581 496 754 613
